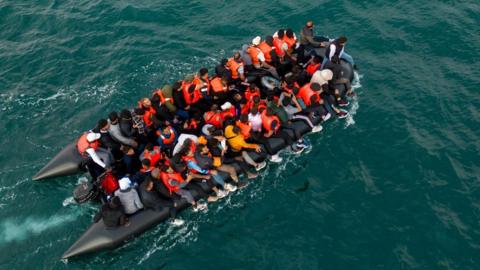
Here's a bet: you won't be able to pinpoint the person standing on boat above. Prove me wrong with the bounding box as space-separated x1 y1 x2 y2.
321 36 355 69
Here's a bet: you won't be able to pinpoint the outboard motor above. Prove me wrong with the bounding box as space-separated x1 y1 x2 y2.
73 181 98 204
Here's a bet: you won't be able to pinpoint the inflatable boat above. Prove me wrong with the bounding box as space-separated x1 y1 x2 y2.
33 57 354 259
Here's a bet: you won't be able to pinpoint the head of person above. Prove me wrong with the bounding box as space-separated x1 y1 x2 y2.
198 144 209 155
121 145 134 155
160 164 173 173
233 52 241 61
221 75 229 84
253 95 261 104
141 159 151 169
199 67 209 79
109 196 122 209
249 83 258 91
265 35 274 46
210 104 219 112
109 112 119 124
145 143 154 152
313 55 322 64
286 29 294 38
162 125 171 134
252 36 261 46
239 114 249 123
306 21 314 29
250 106 259 115
220 58 228 67
134 107 144 116
338 36 347 45
120 109 131 119
144 179 154 191
311 83 322 92
277 29 285 39
97 118 109 131
151 168 160 179
310 95 319 105
142 98 152 108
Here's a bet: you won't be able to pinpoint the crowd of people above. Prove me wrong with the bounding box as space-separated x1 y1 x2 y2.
85 21 355 227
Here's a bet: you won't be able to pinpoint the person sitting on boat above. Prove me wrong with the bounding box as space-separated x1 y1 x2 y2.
194 143 237 192
310 70 348 119
247 36 280 80
158 164 207 212
296 81 332 121
299 20 329 63
257 35 279 68
224 122 266 171
180 143 228 202
138 97 159 130
121 145 140 175
323 55 352 103
215 58 231 79
321 36 355 69
140 143 162 167
108 111 138 149
94 118 122 160
209 75 230 104
203 104 225 129
77 131 113 179
244 83 261 102
226 52 246 83
93 196 128 228
131 107 149 143
114 177 144 215
305 55 322 76
193 67 211 99
157 125 178 157
138 178 165 212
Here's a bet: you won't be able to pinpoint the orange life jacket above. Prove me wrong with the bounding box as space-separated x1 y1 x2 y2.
258 41 273 63
297 83 321 107
284 35 296 50
182 81 201 105
193 75 210 96
242 99 267 115
186 119 198 130
273 37 286 57
138 101 157 127
247 46 262 66
261 110 280 134
153 89 173 105
158 126 176 145
283 82 300 95
77 133 99 156
222 106 236 119
182 155 202 174
160 172 185 194
236 120 252 139
204 111 224 128
306 62 321 75
245 88 260 102
210 77 228 93
227 58 244 79
142 146 162 166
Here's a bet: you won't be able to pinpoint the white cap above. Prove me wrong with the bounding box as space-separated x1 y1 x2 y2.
118 177 131 191
202 124 214 136
320 69 333 81
86 132 101 142
221 102 232 111
252 36 261 46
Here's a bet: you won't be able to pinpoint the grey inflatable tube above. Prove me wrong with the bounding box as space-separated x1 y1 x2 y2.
33 143 84 181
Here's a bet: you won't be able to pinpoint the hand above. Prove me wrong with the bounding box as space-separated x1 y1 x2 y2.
255 145 262 152
210 169 218 174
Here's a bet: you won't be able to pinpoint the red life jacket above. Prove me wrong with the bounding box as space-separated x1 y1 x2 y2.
306 62 321 75
241 99 267 115
297 83 321 107
222 106 236 119
160 172 185 194
186 119 198 130
138 101 157 127
273 37 286 57
76 133 99 156
236 120 252 139
158 126 176 145
258 41 273 63
204 111 224 128
261 110 280 134
182 81 201 105
227 58 244 79
100 172 119 195
210 77 228 93
193 75 210 96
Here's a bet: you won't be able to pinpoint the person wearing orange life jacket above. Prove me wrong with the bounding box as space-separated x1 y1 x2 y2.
284 29 297 51
306 55 322 76
244 83 261 102
158 165 207 211
138 98 158 128
204 104 224 129
220 102 236 120
193 68 210 98
257 36 277 66
181 74 201 106
77 131 113 172
273 29 288 61
226 52 246 82
297 82 335 121
236 114 252 139
242 95 267 115
248 36 280 79
140 143 162 167
209 75 230 103
157 125 178 157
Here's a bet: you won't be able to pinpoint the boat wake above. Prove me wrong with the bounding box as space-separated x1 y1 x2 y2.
0 213 78 245
345 71 363 128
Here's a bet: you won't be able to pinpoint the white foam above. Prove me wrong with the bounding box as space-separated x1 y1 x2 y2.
0 213 77 245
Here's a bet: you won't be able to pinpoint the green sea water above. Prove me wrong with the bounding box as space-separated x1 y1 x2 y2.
1 1 479 269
